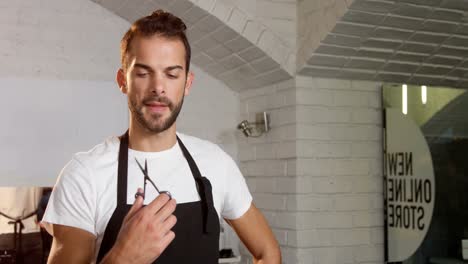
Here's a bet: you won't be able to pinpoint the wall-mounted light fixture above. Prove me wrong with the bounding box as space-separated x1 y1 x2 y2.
237 112 270 137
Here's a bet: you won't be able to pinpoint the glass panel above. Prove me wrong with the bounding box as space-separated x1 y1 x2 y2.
383 84 468 264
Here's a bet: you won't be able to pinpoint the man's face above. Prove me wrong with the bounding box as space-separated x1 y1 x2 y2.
119 35 192 133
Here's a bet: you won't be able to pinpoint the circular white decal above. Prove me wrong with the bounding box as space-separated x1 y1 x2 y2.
386 108 435 262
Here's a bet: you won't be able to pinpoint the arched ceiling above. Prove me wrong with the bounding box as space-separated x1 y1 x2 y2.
93 0 468 90
92 0 294 91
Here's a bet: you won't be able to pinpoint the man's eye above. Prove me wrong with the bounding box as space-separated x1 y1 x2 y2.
136 72 148 77
167 74 178 79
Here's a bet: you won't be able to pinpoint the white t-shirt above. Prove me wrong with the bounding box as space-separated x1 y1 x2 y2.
0 187 42 234
42 133 252 258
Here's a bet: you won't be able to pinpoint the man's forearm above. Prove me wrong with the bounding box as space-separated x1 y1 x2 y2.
99 244 137 264
100 249 120 264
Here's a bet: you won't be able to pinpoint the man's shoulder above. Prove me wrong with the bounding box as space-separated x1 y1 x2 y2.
177 133 226 158
72 136 120 168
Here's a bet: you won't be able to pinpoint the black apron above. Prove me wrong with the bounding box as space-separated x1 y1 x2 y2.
96 131 220 263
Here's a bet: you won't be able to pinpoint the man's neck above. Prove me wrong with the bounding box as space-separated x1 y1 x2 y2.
127 123 177 152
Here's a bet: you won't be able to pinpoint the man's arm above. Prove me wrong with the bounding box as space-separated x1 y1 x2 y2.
226 203 281 264
46 192 176 264
47 224 96 264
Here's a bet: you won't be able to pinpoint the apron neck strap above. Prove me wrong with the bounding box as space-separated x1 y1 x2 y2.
117 130 129 206
176 136 203 180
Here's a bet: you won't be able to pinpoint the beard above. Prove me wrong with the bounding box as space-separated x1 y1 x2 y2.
129 94 184 133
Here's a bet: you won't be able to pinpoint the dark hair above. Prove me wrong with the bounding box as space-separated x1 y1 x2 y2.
120 9 191 73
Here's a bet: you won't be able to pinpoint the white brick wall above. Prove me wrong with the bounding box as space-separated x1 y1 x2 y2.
238 77 383 264
189 0 296 74
238 79 295 264
219 0 296 49
0 0 128 80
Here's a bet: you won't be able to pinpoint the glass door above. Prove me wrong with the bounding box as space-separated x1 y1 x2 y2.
383 84 468 264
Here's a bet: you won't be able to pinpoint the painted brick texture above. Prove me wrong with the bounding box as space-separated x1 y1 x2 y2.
297 0 352 70
190 0 296 75
238 77 383 264
0 0 128 81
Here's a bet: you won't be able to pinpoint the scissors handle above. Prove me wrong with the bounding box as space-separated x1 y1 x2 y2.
159 191 172 200
134 191 145 199
134 191 171 200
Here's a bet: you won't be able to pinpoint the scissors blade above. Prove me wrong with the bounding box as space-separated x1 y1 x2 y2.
145 159 148 175
134 158 148 177
135 158 162 194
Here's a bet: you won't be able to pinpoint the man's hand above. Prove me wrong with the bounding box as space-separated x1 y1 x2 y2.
102 188 177 264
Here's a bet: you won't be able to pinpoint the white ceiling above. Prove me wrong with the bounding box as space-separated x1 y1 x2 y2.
94 0 468 90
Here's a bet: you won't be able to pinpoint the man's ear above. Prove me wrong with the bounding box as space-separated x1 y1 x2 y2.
184 71 194 96
117 68 127 94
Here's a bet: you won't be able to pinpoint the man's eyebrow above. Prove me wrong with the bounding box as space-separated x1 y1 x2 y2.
166 65 184 71
134 63 154 72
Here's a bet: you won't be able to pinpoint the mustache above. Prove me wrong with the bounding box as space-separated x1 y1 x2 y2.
142 96 172 106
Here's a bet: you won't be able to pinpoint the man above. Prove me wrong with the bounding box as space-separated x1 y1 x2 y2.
42 10 281 264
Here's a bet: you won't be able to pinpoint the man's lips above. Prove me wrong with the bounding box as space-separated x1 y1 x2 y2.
146 102 167 107
145 102 168 112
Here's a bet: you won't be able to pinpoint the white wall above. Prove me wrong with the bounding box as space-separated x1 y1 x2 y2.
178 66 240 158
0 0 240 186
238 77 384 264
0 0 127 81
292 77 383 264
0 78 127 186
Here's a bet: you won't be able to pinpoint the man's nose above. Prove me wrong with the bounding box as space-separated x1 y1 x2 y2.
150 74 165 95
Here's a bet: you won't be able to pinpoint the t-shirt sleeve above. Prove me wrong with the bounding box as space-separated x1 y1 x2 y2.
42 157 97 236
221 153 252 220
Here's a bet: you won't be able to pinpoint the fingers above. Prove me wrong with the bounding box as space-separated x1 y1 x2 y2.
157 230 176 254
145 192 172 214
159 215 177 235
124 188 144 222
155 198 176 223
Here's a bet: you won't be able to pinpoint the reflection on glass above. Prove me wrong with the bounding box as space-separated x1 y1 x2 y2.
403 84 408 115
421 86 427 105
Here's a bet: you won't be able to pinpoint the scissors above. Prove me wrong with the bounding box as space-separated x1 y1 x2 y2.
134 158 172 200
